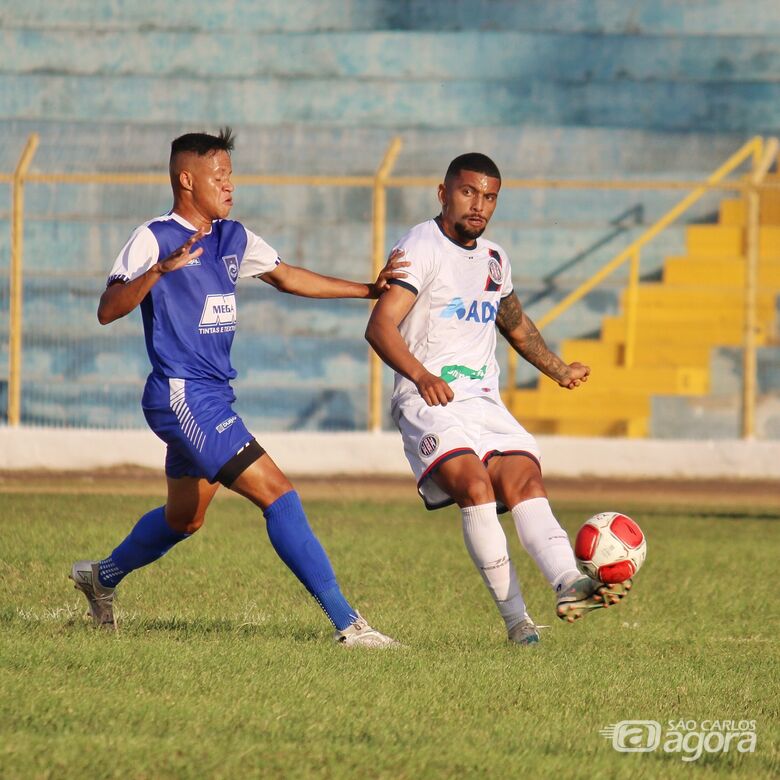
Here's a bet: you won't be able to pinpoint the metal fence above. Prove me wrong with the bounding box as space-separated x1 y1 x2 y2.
3 134 779 437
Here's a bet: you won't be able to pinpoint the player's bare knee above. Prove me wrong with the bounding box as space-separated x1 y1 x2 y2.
457 475 495 506
165 511 205 535
518 472 546 500
496 468 546 506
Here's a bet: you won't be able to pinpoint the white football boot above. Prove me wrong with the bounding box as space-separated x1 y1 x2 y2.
507 617 541 645
70 560 117 630
334 613 399 647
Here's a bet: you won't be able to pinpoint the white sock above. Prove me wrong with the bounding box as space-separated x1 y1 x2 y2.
511 497 580 593
461 503 529 631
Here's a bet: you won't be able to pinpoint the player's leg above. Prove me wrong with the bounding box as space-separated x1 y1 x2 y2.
70 475 219 629
70 375 232 629
431 453 538 644
225 447 396 646
103 476 218 583
488 455 580 593
488 454 630 621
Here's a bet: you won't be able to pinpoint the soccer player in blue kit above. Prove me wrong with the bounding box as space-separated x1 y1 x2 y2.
70 128 404 646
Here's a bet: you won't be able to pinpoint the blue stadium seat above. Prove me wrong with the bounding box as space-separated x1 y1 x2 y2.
2 0 779 432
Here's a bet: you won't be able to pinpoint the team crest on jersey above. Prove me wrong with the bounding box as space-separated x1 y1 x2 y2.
485 249 504 291
222 254 239 285
488 257 503 285
419 433 439 459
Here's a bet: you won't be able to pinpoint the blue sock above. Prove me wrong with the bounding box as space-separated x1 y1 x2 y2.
98 506 190 588
264 490 357 630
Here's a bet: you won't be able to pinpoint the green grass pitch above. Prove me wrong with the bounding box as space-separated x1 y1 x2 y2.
1 490 778 778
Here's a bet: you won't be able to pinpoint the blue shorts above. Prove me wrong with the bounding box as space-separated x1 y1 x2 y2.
142 374 254 482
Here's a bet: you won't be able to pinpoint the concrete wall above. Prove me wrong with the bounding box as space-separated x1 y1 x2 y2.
2 426 779 480
1 1 779 433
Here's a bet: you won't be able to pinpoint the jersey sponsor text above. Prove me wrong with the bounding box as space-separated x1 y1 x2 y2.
440 298 497 324
440 363 488 383
216 415 238 433
199 293 237 334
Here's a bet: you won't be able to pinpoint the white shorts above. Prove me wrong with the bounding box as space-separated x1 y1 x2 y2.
392 393 541 510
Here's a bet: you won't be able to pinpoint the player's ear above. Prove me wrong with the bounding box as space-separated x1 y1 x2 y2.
179 170 194 192
437 183 447 208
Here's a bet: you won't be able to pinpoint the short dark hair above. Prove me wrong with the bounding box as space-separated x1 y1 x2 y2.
170 127 235 159
445 153 501 183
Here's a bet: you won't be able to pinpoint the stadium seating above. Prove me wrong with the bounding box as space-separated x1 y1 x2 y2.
1 0 779 434
508 175 780 437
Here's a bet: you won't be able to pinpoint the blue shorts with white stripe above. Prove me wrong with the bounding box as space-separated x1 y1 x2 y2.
142 373 254 482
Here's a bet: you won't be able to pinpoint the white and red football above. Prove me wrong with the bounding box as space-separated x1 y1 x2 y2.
574 512 646 584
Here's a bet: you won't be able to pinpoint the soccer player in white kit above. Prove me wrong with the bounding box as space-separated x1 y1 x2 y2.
366 153 631 644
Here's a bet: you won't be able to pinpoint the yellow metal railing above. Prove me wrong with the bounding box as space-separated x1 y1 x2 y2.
4 132 779 435
3 133 401 430
7 133 40 427
504 136 780 433
742 137 779 437
369 137 403 430
533 136 764 332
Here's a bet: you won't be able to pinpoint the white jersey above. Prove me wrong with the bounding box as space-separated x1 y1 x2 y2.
390 218 513 408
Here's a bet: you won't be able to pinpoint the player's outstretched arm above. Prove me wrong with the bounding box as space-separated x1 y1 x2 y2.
496 292 590 389
258 250 408 299
365 285 454 406
98 231 205 324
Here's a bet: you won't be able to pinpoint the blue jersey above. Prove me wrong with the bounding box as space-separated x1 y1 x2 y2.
108 212 280 382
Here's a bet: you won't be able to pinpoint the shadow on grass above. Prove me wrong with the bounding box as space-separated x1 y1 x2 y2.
0 607 326 643
127 615 324 642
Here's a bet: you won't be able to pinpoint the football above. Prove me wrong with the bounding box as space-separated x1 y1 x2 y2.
574 512 647 584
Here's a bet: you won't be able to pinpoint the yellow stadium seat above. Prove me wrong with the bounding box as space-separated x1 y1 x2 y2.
510 186 780 437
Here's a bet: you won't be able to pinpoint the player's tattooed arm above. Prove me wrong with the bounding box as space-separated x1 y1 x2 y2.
496 292 590 390
495 292 524 334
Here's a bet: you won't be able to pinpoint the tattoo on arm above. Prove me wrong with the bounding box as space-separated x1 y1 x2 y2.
496 293 569 383
495 293 523 335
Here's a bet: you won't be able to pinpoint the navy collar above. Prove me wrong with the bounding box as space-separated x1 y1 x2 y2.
434 215 478 251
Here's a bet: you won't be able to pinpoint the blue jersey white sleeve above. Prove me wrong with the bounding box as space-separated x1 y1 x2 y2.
108 223 160 285
108 212 280 382
239 228 280 278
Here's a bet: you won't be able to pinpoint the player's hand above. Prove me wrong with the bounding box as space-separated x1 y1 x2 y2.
155 230 206 275
558 361 590 389
369 248 410 297
415 371 455 406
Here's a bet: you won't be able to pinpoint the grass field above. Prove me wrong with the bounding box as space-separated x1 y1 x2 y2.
1 487 778 779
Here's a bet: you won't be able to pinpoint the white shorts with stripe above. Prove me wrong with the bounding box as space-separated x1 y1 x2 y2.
392 393 541 510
